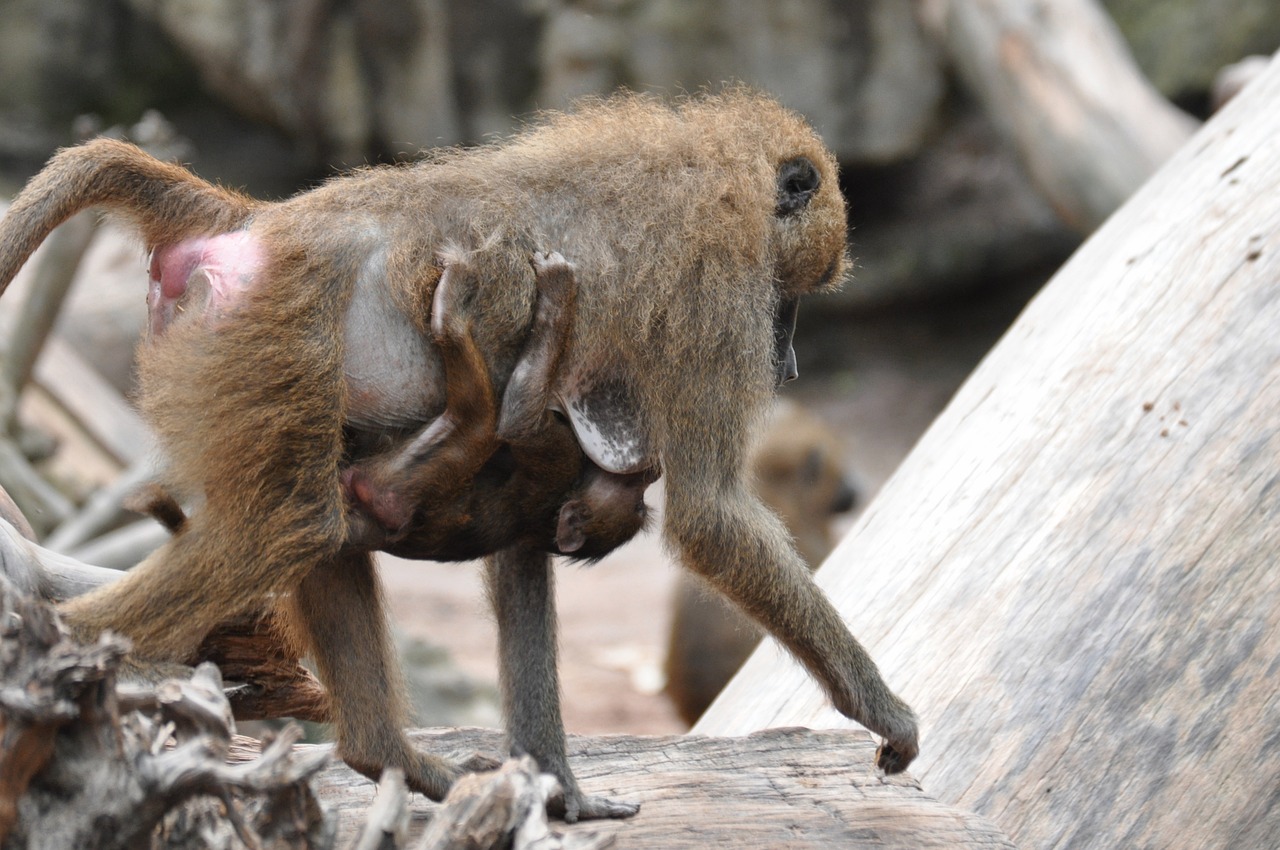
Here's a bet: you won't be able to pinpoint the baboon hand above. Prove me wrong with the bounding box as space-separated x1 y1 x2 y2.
876 738 917 775
832 687 919 775
872 702 920 775
530 249 573 275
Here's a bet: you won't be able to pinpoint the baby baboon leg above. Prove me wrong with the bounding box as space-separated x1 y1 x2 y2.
124 481 189 534
373 256 499 478
484 547 640 822
344 257 498 532
284 550 462 799
496 251 578 443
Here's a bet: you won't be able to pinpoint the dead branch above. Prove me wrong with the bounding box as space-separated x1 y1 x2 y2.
416 756 613 850
0 576 333 849
0 501 328 723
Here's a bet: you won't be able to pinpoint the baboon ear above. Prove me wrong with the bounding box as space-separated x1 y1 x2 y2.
776 157 821 216
556 501 588 553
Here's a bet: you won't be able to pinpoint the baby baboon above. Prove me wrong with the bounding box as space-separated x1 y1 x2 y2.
0 88 917 821
344 249 653 563
664 399 858 724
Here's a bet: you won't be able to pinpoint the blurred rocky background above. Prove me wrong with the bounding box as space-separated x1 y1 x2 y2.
0 0 1275 733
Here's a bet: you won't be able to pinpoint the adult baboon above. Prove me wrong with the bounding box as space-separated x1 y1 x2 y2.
0 89 917 821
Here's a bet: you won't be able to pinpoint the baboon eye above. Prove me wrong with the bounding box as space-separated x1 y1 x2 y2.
776 157 821 216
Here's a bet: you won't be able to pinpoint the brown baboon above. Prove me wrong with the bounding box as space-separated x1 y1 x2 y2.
665 399 859 724
0 89 917 821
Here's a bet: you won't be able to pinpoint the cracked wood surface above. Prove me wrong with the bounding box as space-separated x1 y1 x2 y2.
232 727 1013 848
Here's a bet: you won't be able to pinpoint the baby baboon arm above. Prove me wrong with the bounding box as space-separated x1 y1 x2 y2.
496 251 578 445
344 257 499 533
485 546 640 822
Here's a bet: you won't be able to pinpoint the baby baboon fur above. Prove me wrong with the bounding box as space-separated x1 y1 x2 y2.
345 249 652 563
0 88 917 820
665 399 859 724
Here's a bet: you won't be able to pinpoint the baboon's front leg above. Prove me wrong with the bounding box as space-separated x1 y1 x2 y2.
485 546 641 822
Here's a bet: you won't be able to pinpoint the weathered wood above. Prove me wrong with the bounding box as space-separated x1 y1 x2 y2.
925 0 1197 231
0 438 75 534
697 52 1280 849
199 616 331 723
45 459 162 553
232 728 1013 849
32 335 154 467
0 517 329 722
0 491 1014 846
416 755 614 850
0 211 96 431
0 579 332 849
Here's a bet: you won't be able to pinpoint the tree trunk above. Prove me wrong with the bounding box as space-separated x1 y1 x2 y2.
696 52 1280 849
926 0 1198 231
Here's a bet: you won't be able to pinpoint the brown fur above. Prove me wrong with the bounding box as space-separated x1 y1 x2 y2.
665 399 858 724
347 250 651 562
0 89 917 820
129 250 651 564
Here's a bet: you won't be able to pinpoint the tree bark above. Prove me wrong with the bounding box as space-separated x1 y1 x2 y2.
696 52 1280 849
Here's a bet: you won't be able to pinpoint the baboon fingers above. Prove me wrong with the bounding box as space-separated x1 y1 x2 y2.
430 255 474 342
876 741 916 775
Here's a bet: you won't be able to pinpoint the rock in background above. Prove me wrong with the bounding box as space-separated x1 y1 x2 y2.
2 0 1274 315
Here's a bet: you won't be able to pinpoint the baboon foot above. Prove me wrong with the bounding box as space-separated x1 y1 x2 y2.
550 788 641 824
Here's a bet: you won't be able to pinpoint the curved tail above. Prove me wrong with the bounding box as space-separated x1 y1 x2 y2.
0 138 257 297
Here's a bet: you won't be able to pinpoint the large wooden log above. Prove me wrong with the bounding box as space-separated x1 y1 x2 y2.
926 0 1197 231
240 728 1014 849
696 53 1280 848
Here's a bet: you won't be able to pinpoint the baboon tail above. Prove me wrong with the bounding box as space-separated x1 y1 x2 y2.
0 138 256 297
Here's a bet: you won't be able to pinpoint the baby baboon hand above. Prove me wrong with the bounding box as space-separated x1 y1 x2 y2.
529 251 576 319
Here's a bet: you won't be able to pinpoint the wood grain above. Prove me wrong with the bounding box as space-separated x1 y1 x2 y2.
696 52 1280 849
237 728 1013 848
